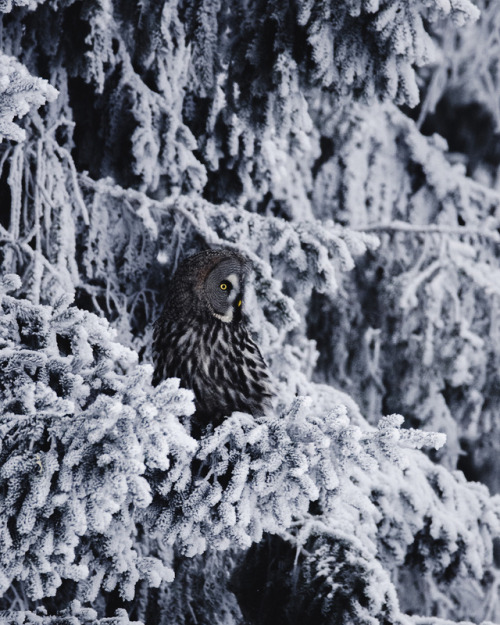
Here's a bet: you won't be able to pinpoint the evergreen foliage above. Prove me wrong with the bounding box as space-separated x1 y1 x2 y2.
0 600 140 625
308 100 500 489
0 1 500 624
0 53 57 143
0 273 194 602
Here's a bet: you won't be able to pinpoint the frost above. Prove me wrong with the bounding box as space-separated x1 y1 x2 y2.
0 280 195 601
0 599 142 624
2 273 497 621
2 1 500 624
0 0 48 11
0 54 57 143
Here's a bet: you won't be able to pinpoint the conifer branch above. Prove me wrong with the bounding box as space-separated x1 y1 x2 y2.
356 221 500 241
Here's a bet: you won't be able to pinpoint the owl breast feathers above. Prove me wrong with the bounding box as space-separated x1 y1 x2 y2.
152 249 274 431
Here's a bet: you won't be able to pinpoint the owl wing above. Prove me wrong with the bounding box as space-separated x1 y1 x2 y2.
152 316 188 386
238 329 274 411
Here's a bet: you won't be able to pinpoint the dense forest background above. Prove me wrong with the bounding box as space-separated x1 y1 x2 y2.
1 0 500 623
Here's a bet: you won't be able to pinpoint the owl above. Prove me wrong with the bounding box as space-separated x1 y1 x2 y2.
152 249 274 433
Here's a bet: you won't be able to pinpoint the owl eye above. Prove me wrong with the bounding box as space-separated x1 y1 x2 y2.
220 282 231 291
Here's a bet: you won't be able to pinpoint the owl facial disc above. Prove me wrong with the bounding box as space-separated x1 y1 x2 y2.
213 273 241 322
205 261 245 322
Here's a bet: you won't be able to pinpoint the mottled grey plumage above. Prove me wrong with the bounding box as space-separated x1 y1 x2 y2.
152 249 273 432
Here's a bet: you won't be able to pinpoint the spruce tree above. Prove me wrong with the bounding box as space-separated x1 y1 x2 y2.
1 1 499 624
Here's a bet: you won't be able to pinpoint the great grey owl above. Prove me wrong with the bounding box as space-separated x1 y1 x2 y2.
152 249 274 432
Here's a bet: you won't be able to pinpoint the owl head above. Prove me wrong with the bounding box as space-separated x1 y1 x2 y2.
164 249 251 323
